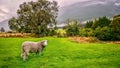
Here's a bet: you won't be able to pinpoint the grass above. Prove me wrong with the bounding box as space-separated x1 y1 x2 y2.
0 37 120 68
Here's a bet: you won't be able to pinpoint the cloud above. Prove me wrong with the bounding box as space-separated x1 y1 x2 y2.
0 6 9 13
0 0 35 22
0 0 118 22
54 0 90 7
115 3 120 6
0 6 10 22
0 0 82 22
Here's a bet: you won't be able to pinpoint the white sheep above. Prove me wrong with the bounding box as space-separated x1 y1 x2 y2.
21 40 48 61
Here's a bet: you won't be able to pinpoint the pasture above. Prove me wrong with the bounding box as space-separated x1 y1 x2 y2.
0 37 120 68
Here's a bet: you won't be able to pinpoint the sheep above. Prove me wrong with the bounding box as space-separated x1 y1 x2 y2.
21 40 48 61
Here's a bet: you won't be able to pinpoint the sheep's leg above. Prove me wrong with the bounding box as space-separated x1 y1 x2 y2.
36 51 38 54
22 52 27 61
37 49 43 55
26 49 29 56
36 49 40 55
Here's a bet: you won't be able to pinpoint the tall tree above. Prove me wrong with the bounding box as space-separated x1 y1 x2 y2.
91 18 98 29
111 14 120 33
8 0 58 36
111 14 120 40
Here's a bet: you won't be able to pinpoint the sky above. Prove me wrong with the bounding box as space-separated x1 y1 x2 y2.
54 0 89 6
0 0 90 23
0 0 120 23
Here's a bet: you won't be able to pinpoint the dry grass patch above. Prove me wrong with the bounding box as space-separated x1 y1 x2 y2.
0 33 30 38
113 41 120 44
69 37 99 43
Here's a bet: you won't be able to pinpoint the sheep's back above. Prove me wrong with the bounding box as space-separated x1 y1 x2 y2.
22 41 39 50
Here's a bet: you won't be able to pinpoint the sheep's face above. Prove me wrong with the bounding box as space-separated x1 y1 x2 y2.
42 40 48 46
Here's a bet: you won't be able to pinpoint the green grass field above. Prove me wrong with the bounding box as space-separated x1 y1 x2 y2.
0 37 120 68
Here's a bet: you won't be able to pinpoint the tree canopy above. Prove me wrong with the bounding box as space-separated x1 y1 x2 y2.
91 16 111 29
111 14 120 40
8 0 58 36
85 21 93 28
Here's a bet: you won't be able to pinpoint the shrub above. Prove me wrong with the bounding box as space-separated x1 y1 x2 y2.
66 20 79 36
94 26 113 41
49 29 57 36
79 28 94 37
56 29 66 37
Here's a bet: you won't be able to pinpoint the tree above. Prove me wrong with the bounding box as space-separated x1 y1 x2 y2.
92 16 111 29
8 0 58 36
111 15 120 33
8 17 19 32
85 21 93 28
0 27 5 32
111 14 120 40
66 20 79 36
91 18 98 29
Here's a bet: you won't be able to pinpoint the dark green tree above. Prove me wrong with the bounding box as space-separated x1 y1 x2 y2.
92 16 111 29
0 27 5 32
91 19 98 29
111 14 120 40
8 17 18 32
111 15 120 33
94 26 113 41
85 21 93 28
8 0 58 36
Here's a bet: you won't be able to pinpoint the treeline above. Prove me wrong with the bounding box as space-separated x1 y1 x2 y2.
8 14 120 41
65 15 120 41
8 0 120 41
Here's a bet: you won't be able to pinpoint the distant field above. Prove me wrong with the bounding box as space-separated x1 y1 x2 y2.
0 37 120 68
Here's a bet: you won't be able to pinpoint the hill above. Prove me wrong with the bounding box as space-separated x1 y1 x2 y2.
0 19 10 31
58 0 120 23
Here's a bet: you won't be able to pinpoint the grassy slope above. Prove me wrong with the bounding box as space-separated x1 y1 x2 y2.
0 37 120 68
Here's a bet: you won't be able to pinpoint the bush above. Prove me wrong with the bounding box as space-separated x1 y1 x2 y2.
66 20 79 36
56 29 66 37
79 28 94 37
49 29 56 36
94 26 113 41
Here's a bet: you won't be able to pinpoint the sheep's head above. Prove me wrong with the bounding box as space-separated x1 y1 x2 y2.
41 40 48 46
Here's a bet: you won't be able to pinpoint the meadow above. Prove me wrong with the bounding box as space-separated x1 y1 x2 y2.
0 37 120 68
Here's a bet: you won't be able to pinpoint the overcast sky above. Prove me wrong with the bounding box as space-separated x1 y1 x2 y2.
0 0 120 23
0 0 91 22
